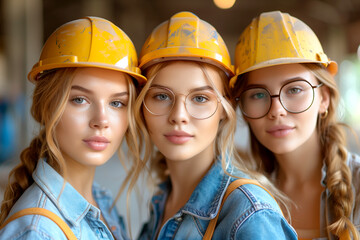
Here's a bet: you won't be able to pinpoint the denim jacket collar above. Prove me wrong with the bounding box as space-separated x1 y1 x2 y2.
32 159 99 226
156 160 241 220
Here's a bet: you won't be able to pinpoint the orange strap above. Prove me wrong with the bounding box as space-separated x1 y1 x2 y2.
339 229 351 240
203 178 282 240
0 207 77 240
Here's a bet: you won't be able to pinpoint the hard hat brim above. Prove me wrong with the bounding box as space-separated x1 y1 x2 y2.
28 62 147 85
230 58 338 88
140 48 234 78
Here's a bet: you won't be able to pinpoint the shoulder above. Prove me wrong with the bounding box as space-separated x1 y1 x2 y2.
0 184 68 240
7 183 61 219
348 152 360 193
0 214 67 240
348 152 360 173
348 152 360 226
222 180 283 218
216 179 297 239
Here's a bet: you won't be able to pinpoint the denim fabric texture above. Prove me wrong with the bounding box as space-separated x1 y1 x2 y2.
139 159 298 240
0 159 128 240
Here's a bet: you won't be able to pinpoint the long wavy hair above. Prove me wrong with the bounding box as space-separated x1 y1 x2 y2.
132 60 290 224
232 63 359 239
0 67 138 225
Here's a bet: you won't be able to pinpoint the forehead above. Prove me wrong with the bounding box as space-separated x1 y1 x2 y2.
151 61 224 93
247 64 317 87
72 67 129 90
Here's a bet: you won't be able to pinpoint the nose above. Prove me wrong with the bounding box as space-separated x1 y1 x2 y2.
89 103 109 129
168 96 189 124
267 95 287 119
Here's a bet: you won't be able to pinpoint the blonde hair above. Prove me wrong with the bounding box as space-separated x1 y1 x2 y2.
132 60 290 222
0 68 76 224
0 68 139 226
232 63 359 239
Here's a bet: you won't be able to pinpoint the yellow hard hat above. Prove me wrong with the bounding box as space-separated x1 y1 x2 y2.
139 11 234 77
230 11 338 87
28 16 146 84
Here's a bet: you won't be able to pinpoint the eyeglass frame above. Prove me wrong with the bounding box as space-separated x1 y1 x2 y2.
143 86 222 120
235 79 323 119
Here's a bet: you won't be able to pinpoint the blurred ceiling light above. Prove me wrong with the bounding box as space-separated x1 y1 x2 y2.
214 0 236 9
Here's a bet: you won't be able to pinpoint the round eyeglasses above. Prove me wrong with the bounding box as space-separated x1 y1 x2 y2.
237 80 323 119
143 87 221 120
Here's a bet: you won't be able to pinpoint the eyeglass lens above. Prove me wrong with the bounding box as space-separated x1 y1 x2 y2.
144 87 219 119
239 80 316 119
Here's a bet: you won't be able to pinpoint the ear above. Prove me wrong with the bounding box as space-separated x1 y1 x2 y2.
319 85 330 114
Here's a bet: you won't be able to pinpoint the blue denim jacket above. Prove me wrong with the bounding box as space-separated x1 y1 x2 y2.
0 159 128 240
139 160 297 240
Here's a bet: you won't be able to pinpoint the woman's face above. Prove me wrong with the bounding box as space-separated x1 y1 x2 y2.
143 61 225 162
56 67 129 168
243 64 329 155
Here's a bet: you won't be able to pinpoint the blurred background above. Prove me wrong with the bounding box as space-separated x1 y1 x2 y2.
0 0 359 237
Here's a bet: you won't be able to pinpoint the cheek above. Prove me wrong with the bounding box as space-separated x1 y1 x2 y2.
57 108 88 136
247 119 261 134
109 110 129 138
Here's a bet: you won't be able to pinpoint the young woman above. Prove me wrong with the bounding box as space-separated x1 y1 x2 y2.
0 17 146 239
231 11 360 240
134 11 297 239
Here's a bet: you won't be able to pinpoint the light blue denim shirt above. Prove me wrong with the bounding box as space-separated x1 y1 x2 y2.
0 159 128 240
138 160 297 240
319 152 360 240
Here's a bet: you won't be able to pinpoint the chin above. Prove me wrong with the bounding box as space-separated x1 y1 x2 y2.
266 144 298 155
84 153 113 165
161 151 193 162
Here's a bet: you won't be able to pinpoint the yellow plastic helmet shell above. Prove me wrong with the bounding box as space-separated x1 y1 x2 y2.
28 16 146 84
230 11 338 87
139 11 234 77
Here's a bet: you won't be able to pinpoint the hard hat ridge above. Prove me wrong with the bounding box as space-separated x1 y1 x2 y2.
28 16 146 84
139 11 234 77
230 11 338 88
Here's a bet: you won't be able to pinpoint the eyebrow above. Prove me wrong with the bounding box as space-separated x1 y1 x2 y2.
71 85 129 97
150 84 215 92
246 77 309 88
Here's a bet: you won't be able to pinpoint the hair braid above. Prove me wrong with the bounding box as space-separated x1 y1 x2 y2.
323 123 356 237
309 64 359 239
0 68 76 225
0 130 46 224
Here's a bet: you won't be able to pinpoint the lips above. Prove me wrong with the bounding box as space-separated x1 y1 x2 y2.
164 130 194 144
266 125 295 138
83 136 110 151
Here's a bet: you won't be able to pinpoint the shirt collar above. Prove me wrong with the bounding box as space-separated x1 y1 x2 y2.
157 159 240 220
32 159 95 225
320 160 327 187
182 160 231 219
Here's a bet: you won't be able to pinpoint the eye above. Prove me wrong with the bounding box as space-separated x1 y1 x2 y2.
154 93 170 101
71 97 87 105
251 92 266 100
287 87 302 95
192 95 209 103
110 101 125 108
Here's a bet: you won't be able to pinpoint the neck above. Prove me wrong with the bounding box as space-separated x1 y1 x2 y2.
166 146 215 209
63 158 97 205
276 131 323 187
